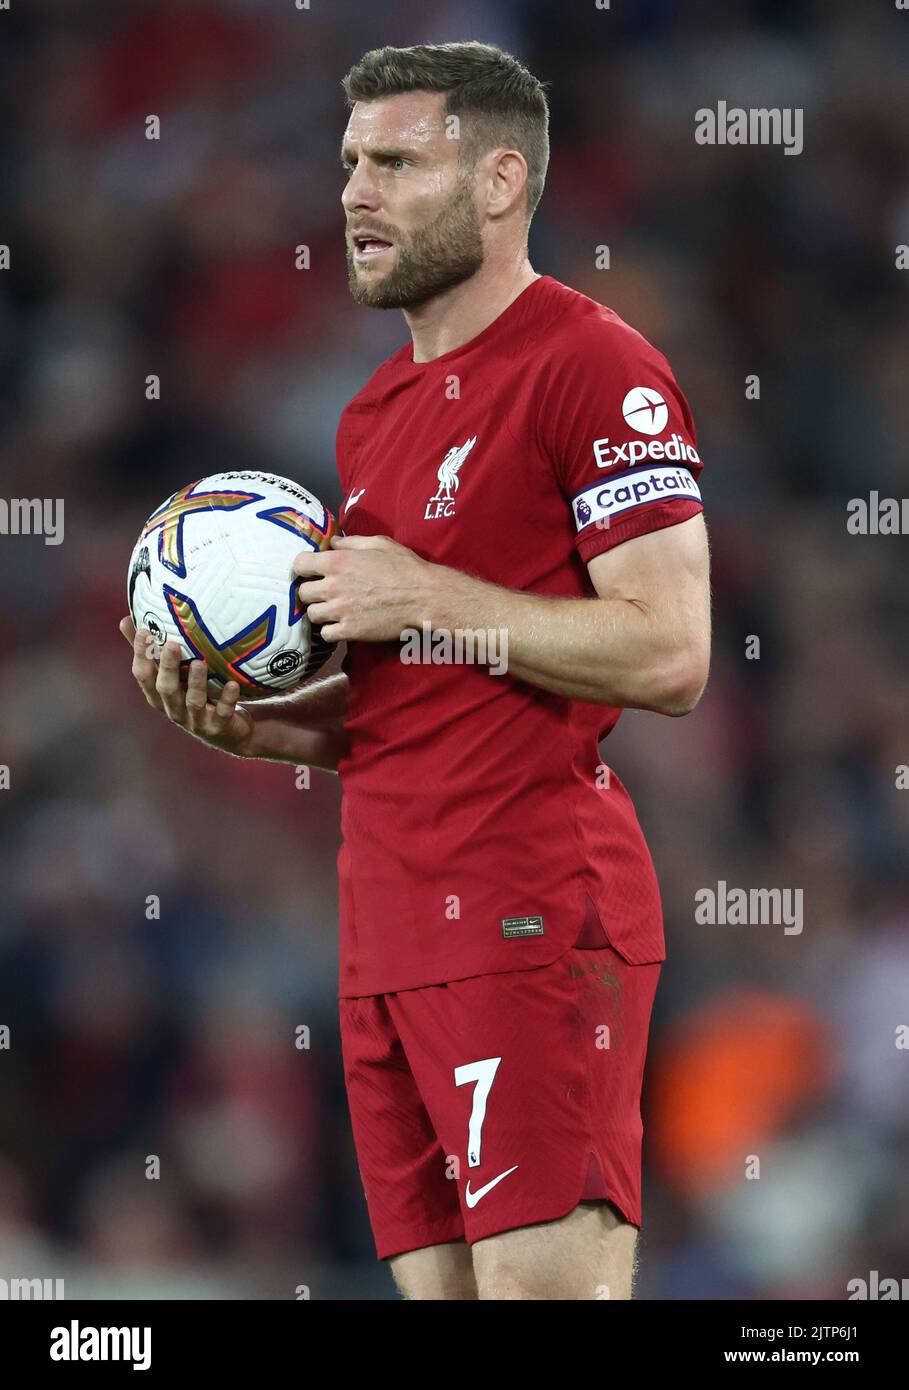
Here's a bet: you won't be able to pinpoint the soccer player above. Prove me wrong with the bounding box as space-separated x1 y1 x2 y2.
121 42 711 1300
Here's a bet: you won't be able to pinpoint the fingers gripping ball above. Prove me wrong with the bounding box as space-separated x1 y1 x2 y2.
127 472 339 701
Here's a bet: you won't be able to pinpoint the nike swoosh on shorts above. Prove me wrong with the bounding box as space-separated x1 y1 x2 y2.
464 1165 519 1209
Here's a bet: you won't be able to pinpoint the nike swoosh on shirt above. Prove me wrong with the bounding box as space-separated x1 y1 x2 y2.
464 1165 519 1209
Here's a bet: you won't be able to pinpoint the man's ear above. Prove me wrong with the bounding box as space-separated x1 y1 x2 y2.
485 148 529 221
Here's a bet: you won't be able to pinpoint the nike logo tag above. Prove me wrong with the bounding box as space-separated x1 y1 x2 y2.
464 1165 519 1209
345 488 365 512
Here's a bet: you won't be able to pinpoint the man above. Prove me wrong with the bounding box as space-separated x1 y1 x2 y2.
121 41 711 1300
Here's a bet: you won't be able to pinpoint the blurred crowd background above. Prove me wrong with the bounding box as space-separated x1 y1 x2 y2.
1 0 907 1299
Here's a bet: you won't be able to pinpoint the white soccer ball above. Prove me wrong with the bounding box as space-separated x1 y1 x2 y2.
127 471 339 701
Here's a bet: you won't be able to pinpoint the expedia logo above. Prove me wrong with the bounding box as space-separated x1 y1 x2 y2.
622 386 668 435
593 432 701 471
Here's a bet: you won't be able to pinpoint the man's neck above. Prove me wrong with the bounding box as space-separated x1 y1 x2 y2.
405 259 540 364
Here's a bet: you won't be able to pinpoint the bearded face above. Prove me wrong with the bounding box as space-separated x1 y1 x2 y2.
346 168 484 311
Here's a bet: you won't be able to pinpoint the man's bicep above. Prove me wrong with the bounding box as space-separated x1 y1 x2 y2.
587 515 711 712
587 514 711 621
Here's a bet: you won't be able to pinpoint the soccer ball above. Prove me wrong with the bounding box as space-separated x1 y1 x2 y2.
127 471 339 701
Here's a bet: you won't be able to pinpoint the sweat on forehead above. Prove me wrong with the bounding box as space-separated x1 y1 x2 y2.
341 94 452 156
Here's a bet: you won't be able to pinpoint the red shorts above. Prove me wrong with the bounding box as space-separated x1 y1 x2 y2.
339 935 661 1260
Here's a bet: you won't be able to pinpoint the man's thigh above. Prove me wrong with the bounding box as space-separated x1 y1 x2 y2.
472 1200 639 1300
389 1241 477 1300
387 1202 637 1301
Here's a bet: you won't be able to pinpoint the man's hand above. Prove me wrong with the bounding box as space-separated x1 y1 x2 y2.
294 534 440 642
119 616 255 756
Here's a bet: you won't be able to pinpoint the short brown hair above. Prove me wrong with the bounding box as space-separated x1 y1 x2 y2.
341 41 550 223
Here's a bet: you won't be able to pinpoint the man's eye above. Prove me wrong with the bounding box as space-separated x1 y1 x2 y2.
390 158 407 171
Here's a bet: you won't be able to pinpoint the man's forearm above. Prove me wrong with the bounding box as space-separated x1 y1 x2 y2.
243 671 349 771
422 570 701 713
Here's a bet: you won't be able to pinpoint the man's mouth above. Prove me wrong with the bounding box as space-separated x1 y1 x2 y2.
353 235 394 261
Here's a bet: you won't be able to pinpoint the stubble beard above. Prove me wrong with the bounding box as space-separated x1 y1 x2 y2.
346 175 485 310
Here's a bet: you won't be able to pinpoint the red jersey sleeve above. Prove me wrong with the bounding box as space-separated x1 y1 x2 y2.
538 316 705 563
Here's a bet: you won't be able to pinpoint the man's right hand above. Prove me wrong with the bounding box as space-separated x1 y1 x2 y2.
120 616 255 756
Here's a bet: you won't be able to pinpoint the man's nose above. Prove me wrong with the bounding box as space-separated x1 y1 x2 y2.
342 166 380 213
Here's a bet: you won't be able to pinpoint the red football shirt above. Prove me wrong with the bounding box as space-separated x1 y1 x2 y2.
334 274 704 996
